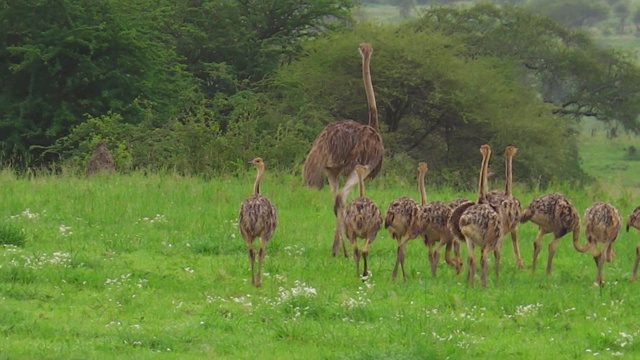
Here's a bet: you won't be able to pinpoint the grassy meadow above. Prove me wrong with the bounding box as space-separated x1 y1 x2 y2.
2 142 640 359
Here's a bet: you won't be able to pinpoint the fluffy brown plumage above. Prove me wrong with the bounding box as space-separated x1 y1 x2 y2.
384 194 418 281
344 165 382 279
486 145 524 269
86 140 116 177
450 144 504 287
626 206 640 282
302 42 384 258
238 158 278 287
409 162 460 277
520 192 587 275
584 202 621 286
449 198 470 210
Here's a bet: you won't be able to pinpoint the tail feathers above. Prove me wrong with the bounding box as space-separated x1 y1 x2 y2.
384 211 394 229
627 221 630 232
448 201 474 241
302 147 327 189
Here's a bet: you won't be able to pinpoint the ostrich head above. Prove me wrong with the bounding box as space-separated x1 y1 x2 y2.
480 144 491 158
249 157 265 170
505 145 518 158
358 43 373 58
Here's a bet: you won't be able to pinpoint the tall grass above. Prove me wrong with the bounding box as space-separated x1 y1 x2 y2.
1 167 640 359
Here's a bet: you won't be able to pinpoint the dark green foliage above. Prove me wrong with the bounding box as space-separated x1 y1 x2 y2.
45 112 136 174
49 91 310 176
0 223 26 247
0 0 194 166
0 0 353 172
166 0 354 97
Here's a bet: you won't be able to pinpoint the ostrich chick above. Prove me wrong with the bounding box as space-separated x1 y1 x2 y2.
450 144 504 288
344 165 382 279
520 193 588 275
584 202 621 286
384 193 418 281
410 162 460 277
238 158 278 287
627 206 640 282
486 145 524 269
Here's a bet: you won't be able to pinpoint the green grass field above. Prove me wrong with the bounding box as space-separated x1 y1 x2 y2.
2 158 640 359
578 120 640 201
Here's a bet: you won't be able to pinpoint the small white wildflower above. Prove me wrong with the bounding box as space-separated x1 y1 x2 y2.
58 224 72 236
10 208 40 219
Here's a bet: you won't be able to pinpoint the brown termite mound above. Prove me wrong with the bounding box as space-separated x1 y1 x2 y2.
86 140 116 177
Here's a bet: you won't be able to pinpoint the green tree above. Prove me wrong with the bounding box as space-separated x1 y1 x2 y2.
391 0 416 18
613 1 631 33
413 4 640 133
165 0 354 98
0 0 194 166
271 25 585 187
634 8 640 32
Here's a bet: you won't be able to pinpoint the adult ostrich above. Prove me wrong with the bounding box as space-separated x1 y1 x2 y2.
302 43 384 257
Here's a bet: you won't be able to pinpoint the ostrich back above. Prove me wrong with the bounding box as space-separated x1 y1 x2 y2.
414 201 452 245
384 196 418 240
345 197 382 241
416 201 451 232
303 120 383 189
459 203 503 249
521 193 579 237
448 198 470 210
238 194 278 241
486 190 522 231
585 202 621 245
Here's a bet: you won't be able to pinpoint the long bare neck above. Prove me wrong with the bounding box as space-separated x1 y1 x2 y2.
362 50 378 133
476 152 489 203
357 172 366 197
418 169 427 206
505 153 513 196
253 167 264 195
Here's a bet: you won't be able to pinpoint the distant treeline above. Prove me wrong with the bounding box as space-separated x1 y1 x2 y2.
1 1 639 188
